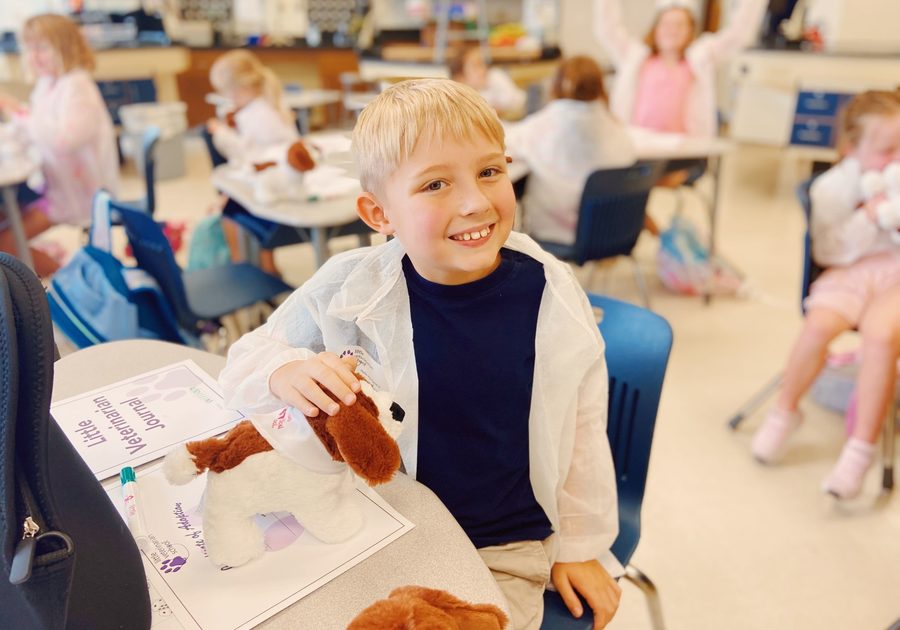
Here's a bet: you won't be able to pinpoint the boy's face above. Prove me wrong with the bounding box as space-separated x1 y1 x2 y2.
369 132 515 285
852 113 900 172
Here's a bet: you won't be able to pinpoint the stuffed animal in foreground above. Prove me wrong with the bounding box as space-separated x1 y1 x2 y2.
860 161 900 244
252 139 318 204
163 378 403 568
348 586 508 630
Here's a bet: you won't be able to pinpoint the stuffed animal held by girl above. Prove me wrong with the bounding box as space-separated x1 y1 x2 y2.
860 161 900 244
162 379 403 568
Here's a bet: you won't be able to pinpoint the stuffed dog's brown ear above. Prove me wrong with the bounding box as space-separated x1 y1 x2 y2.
286 140 316 172
389 587 508 629
326 389 400 485
348 586 508 629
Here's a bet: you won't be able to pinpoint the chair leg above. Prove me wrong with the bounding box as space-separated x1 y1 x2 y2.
629 256 651 309
624 564 666 630
727 373 783 430
882 400 897 492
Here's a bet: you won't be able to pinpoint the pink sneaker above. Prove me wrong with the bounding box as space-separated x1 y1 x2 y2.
751 408 802 464
821 438 875 500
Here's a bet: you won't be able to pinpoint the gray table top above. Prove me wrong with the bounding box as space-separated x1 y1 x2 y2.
52 339 507 629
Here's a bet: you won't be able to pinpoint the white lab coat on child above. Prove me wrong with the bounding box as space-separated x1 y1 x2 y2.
211 96 298 165
592 0 767 138
15 69 119 225
505 99 637 244
810 157 899 267
219 231 621 569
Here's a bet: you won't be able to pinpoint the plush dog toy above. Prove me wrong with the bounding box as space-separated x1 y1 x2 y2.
860 161 900 244
348 586 508 630
162 379 403 568
252 140 318 203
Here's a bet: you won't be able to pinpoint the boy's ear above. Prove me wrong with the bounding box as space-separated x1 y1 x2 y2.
357 192 395 235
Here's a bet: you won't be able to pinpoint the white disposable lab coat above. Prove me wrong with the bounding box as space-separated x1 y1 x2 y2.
220 232 620 567
211 96 298 165
810 157 899 267
505 99 637 244
16 69 119 225
593 0 767 138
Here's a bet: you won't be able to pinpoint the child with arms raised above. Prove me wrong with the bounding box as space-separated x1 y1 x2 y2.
219 79 621 629
0 13 118 276
593 0 766 137
505 55 636 245
751 91 900 500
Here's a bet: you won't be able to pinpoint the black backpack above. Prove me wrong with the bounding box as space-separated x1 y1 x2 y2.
0 253 151 629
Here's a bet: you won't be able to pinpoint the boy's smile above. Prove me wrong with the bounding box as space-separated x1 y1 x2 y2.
362 132 516 285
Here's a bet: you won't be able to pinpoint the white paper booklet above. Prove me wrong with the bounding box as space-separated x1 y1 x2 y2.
51 360 246 481
106 465 414 630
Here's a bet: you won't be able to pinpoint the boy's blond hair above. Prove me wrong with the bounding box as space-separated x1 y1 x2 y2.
21 14 95 73
352 78 505 193
210 50 286 118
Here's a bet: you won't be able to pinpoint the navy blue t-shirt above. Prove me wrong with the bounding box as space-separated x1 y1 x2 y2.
403 248 552 548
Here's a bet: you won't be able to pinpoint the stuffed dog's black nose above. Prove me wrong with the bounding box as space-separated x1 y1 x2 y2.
390 402 405 423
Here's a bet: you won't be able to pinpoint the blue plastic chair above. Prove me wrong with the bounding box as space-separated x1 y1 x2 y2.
120 125 161 217
542 294 673 630
113 200 293 340
536 161 667 308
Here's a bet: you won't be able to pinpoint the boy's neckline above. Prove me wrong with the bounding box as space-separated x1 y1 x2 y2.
401 249 522 298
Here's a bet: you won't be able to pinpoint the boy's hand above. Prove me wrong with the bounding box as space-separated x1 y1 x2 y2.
270 353 361 417
551 560 621 629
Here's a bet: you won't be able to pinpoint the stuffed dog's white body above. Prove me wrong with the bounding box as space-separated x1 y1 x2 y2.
162 381 401 568
164 445 363 568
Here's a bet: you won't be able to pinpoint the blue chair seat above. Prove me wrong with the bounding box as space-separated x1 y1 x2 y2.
183 263 293 320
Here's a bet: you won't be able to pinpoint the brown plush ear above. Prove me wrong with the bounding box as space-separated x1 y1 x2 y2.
326 389 401 485
252 161 277 172
389 587 508 630
286 140 316 172
348 592 458 629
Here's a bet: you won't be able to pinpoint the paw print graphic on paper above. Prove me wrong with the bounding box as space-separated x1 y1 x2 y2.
160 556 187 573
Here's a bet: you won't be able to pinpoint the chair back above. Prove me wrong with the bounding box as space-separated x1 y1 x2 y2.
589 293 673 565
571 161 667 265
114 201 196 330
141 125 161 216
796 176 826 311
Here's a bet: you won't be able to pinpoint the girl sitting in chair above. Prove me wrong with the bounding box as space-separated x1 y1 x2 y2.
207 50 299 277
505 56 635 246
751 91 900 500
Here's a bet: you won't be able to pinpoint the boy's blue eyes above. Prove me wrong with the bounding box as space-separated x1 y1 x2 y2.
420 167 503 192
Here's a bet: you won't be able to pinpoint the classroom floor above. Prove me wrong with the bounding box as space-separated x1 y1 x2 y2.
40 138 900 630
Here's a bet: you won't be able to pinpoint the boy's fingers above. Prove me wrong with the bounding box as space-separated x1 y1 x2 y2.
277 387 319 418
310 359 356 407
555 576 584 619
296 376 341 416
320 353 361 395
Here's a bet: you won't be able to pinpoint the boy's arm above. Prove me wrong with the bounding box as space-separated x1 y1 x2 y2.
219 288 324 413
556 351 619 563
702 0 768 64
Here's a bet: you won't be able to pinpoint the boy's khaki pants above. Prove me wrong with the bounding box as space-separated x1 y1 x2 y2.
477 536 554 630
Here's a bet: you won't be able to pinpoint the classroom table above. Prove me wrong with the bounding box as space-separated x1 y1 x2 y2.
0 159 37 270
51 339 508 629
212 163 361 269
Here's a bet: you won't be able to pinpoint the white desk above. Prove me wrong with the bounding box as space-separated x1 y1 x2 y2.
51 339 507 629
212 164 361 269
0 159 38 270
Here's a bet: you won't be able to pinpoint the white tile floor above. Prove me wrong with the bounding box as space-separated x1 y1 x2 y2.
39 138 900 630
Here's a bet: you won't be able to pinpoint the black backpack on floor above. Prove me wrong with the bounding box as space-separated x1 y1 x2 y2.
0 253 151 629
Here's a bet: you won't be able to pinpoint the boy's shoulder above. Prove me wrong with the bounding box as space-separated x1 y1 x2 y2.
301 239 404 299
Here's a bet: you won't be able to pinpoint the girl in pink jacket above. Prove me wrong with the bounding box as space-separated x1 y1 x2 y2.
0 14 118 276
